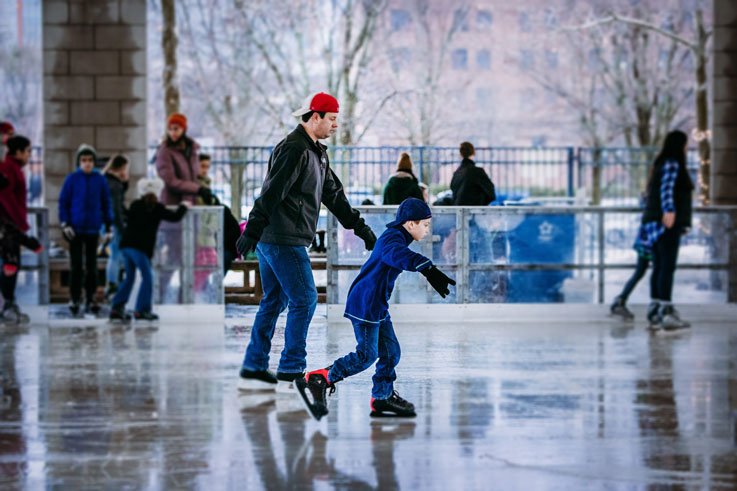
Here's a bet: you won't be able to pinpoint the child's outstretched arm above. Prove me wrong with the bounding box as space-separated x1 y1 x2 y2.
380 233 432 272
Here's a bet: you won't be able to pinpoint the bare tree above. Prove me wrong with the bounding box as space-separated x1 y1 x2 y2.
161 0 180 117
0 45 41 143
559 1 712 203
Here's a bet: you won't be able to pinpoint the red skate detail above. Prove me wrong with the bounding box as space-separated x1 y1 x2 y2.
370 398 376 411
306 367 331 383
3 265 18 276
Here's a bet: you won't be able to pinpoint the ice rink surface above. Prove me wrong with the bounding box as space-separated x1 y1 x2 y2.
1 305 736 489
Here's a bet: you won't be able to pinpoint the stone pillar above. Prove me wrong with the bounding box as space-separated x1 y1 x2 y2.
42 0 147 237
712 0 737 205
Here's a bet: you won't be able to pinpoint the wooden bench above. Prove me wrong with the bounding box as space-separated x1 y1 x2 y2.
225 256 327 305
49 258 108 303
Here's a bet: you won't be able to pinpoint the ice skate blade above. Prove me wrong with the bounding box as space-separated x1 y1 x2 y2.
369 411 416 419
237 377 277 391
294 377 329 421
607 313 634 323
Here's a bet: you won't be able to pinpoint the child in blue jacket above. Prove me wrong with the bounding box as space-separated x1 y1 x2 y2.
296 198 455 420
59 144 113 315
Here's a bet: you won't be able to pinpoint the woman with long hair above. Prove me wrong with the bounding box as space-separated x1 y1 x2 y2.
639 130 694 330
102 154 129 299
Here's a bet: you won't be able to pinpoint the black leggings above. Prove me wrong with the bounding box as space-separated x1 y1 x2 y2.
650 227 681 302
70 234 99 303
618 255 650 302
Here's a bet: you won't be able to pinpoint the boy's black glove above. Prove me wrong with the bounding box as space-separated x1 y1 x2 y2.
355 225 377 250
236 232 258 256
420 266 456 298
197 186 214 204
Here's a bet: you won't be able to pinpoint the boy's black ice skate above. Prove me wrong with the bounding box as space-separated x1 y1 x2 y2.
238 368 277 390
370 391 416 418
69 301 81 316
85 302 102 315
1 303 30 325
295 367 336 421
134 311 159 322
609 296 634 322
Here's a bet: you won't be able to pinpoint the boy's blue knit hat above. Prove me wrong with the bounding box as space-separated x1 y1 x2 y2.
386 198 432 228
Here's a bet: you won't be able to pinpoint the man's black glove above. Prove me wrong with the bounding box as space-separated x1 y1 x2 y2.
236 232 258 256
420 266 456 298
355 225 377 251
24 236 42 253
197 186 214 204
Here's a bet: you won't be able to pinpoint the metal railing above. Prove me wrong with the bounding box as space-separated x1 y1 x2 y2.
144 145 701 217
18 207 50 305
326 206 737 304
152 206 224 305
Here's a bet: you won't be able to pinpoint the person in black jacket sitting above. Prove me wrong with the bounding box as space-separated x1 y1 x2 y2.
450 141 495 206
109 178 187 322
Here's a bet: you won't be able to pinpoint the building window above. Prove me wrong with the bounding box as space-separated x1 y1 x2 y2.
476 49 491 69
531 135 547 147
588 48 601 69
519 49 534 71
543 8 557 29
520 88 536 110
519 12 532 32
452 49 468 70
476 88 493 106
477 10 493 29
545 49 558 68
390 9 412 32
453 9 469 32
389 47 411 72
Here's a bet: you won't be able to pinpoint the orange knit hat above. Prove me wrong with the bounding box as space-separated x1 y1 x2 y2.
167 113 187 130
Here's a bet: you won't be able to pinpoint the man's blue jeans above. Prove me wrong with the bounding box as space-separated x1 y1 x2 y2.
242 243 317 374
112 247 153 313
329 317 401 400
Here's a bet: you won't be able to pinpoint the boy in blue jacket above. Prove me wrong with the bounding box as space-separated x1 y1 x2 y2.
296 198 455 420
59 144 113 315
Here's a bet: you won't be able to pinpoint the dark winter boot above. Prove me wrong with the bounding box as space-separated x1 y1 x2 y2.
646 301 660 329
69 301 81 316
370 390 416 418
109 303 131 323
85 302 101 315
134 311 159 322
1 302 30 325
609 296 634 321
238 368 278 390
659 304 691 331
295 367 337 421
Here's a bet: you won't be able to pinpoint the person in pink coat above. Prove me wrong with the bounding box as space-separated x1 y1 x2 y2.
154 113 213 205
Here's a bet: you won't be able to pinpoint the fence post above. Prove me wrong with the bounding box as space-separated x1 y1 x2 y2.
598 209 605 303
729 210 737 302
418 146 424 183
567 147 575 197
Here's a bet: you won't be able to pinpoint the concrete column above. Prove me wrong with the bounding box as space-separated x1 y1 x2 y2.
712 0 737 205
42 0 147 237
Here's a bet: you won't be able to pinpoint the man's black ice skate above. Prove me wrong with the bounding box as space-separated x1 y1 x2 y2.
276 371 305 393
134 311 159 322
609 296 634 322
370 391 416 418
1 303 30 325
295 367 336 421
238 367 278 391
109 304 131 323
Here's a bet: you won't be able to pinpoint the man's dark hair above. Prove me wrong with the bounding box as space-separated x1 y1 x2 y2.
459 141 475 159
6 135 30 155
301 111 326 123
199 153 211 162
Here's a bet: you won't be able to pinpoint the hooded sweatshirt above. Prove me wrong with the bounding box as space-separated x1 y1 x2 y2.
0 153 29 232
58 144 113 234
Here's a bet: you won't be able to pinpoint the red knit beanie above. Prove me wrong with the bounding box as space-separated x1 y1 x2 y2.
167 113 187 130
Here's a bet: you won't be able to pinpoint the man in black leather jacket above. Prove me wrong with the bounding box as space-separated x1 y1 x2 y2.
236 92 377 391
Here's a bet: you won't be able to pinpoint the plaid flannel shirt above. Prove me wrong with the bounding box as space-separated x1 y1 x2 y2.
633 160 678 258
